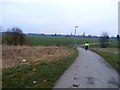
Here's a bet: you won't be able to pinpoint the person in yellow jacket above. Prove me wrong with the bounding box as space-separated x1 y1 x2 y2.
84 42 89 50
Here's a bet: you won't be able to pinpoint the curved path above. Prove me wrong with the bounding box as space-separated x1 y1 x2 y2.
53 47 119 88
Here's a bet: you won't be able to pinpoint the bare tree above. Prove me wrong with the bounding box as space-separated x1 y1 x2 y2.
117 34 120 41
3 27 26 45
100 32 110 48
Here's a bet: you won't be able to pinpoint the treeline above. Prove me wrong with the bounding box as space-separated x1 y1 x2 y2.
26 33 102 38
26 33 117 39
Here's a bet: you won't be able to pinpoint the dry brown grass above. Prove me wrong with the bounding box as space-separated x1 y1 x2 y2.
91 48 118 54
2 45 72 68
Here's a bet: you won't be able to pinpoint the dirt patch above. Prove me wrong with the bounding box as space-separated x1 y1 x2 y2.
2 45 72 68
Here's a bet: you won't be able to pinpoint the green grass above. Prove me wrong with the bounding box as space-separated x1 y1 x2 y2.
2 47 78 88
26 36 99 46
109 41 118 48
90 40 118 48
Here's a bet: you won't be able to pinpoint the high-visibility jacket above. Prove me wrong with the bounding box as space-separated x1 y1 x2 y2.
85 43 89 47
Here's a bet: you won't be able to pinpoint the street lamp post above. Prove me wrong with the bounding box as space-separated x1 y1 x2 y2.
74 26 78 47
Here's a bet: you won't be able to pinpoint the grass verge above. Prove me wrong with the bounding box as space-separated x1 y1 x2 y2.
2 47 78 88
90 48 119 73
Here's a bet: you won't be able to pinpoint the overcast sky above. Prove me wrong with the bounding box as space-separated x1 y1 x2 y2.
0 0 119 36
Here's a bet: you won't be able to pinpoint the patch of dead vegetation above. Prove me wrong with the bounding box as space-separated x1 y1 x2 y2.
92 48 118 54
2 45 72 68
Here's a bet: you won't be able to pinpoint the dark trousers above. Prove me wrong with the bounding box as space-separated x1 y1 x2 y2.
85 46 88 50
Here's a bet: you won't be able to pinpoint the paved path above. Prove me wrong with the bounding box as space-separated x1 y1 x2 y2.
53 47 119 88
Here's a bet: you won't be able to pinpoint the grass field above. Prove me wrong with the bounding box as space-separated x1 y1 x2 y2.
2 46 78 88
90 39 118 48
26 36 99 46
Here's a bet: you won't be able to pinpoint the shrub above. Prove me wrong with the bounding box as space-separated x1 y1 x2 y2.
99 32 110 48
3 27 26 45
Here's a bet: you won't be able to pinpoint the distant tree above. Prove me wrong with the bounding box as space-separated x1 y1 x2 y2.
88 35 92 38
55 33 57 36
71 33 73 37
117 34 120 41
3 27 26 45
83 32 85 38
99 32 110 48
0 26 3 44
93 35 98 38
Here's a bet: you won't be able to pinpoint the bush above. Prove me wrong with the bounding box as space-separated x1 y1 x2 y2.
3 27 26 45
99 32 110 48
117 34 120 41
